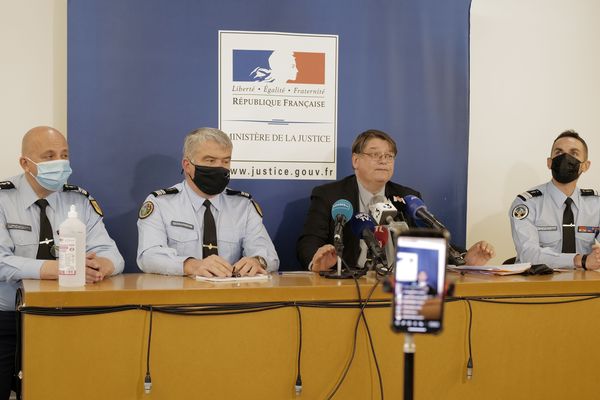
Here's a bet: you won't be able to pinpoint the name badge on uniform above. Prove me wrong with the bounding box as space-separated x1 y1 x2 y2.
536 226 557 231
6 223 32 231
171 221 194 230
577 226 599 234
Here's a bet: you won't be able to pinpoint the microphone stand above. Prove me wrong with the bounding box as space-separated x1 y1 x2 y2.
324 240 356 279
404 333 415 400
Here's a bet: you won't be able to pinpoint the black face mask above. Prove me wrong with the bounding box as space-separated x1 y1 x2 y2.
551 153 582 184
189 164 230 195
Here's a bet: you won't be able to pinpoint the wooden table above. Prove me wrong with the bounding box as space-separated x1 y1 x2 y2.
18 270 600 399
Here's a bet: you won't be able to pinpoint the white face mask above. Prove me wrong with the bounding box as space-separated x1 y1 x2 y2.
26 157 72 191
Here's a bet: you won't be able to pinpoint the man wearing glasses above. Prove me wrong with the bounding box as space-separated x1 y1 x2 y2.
296 129 494 272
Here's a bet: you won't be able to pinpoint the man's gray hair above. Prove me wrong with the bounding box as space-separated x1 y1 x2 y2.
183 127 232 159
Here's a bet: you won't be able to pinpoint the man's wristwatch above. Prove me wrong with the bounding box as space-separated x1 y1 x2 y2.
581 254 588 270
254 256 268 270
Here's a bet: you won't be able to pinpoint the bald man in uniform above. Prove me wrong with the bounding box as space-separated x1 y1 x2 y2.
0 126 124 399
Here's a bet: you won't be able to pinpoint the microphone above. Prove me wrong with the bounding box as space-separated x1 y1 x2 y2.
403 195 446 231
368 195 397 225
349 213 387 268
373 225 389 248
331 199 354 253
369 195 409 236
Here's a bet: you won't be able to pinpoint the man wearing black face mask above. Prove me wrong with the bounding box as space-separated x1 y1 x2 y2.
510 130 600 269
136 127 279 277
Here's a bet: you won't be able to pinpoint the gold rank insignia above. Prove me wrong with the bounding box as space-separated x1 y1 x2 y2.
139 201 155 219
251 199 263 218
89 199 104 217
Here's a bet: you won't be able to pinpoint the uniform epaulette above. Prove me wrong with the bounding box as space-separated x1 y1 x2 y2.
151 188 179 197
580 189 599 197
226 189 263 218
62 184 103 216
0 181 15 190
517 189 543 201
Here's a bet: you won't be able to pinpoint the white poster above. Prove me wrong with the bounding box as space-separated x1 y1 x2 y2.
219 31 338 180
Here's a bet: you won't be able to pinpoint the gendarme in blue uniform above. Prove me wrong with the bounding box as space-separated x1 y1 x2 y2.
137 180 279 275
509 180 600 267
0 174 125 310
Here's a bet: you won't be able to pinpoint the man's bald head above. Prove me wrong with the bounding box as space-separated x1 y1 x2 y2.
21 126 68 160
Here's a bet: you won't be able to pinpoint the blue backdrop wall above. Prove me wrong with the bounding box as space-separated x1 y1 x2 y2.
68 0 471 272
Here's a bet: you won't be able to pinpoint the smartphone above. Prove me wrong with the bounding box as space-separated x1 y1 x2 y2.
392 228 449 334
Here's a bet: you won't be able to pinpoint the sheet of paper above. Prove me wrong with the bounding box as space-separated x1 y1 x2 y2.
447 263 531 275
194 274 272 283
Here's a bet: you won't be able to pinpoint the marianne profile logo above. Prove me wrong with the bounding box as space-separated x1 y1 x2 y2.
233 50 325 84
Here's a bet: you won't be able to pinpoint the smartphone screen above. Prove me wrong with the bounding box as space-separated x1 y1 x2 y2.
392 230 448 334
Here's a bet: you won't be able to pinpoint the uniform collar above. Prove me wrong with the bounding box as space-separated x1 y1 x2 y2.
547 180 580 210
183 180 223 213
16 173 59 211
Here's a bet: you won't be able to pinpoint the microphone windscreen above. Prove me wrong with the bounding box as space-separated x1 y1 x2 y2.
331 199 354 222
349 212 376 238
403 195 426 220
373 225 389 246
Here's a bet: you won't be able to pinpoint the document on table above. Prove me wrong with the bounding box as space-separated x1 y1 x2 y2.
194 274 272 283
447 263 531 276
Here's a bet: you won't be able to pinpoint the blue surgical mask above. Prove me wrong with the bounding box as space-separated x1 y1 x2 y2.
26 158 72 191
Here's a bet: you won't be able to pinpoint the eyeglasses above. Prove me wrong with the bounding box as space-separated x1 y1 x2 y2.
360 152 395 163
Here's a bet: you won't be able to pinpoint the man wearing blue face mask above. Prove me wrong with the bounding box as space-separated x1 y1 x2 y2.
510 130 600 269
0 126 125 399
136 127 279 277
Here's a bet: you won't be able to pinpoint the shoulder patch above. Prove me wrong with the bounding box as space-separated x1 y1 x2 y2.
512 204 529 220
517 189 543 202
139 201 154 219
62 184 103 216
226 189 263 217
580 189 599 197
151 187 179 197
0 181 15 190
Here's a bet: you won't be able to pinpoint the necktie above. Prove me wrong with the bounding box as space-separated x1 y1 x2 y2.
562 197 576 253
35 199 55 260
202 200 218 258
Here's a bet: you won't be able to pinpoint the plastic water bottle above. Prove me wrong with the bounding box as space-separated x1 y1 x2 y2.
58 205 86 287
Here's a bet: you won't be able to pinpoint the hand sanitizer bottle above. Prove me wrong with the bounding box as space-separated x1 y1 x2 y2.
58 205 86 287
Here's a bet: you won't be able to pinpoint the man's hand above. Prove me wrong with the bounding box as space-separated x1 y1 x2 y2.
86 253 115 283
310 244 338 272
464 241 495 266
583 243 600 270
184 255 233 277
232 257 266 277
40 260 59 280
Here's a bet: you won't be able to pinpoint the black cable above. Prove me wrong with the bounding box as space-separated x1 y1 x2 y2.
352 276 384 400
465 300 473 380
144 306 153 394
450 294 600 382
18 304 142 316
327 278 381 400
294 304 303 395
446 292 600 302
464 295 600 306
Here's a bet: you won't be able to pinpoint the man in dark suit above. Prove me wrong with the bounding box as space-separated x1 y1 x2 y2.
296 129 494 271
